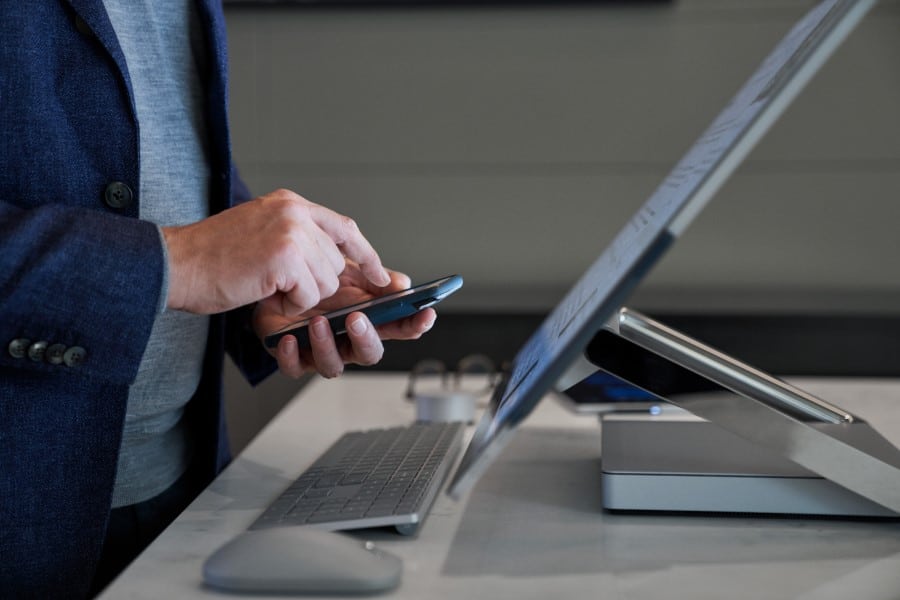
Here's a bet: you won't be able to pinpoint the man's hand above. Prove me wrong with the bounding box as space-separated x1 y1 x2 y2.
254 267 437 379
162 189 391 316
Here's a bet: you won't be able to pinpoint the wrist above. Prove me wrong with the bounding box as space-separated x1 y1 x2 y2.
161 225 188 311
154 226 172 314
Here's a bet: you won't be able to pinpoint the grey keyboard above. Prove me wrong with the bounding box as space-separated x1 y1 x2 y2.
250 421 465 535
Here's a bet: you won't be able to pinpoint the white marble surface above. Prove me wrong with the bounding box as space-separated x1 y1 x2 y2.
101 374 900 599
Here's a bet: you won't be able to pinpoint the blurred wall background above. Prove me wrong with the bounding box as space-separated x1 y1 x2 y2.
221 0 900 451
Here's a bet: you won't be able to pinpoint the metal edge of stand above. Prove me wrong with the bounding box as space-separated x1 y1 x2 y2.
617 309 855 424
599 307 900 514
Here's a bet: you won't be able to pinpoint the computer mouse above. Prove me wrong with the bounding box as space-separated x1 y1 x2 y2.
202 527 402 595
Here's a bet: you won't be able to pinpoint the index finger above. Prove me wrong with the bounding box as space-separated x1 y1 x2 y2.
309 204 390 287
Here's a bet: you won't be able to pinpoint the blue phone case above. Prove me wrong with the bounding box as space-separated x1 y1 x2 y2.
264 274 463 350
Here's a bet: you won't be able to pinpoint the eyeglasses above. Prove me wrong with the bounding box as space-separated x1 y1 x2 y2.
405 354 499 423
405 354 499 400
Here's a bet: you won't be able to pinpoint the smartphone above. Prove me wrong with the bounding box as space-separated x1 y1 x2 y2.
263 274 463 350
555 370 660 415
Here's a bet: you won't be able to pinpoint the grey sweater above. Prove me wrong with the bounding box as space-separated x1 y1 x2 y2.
103 0 212 507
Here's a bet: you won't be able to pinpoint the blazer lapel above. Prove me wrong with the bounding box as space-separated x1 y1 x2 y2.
62 0 136 115
194 0 234 211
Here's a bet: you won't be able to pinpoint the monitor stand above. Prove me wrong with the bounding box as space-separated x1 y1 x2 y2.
558 308 900 517
601 410 897 517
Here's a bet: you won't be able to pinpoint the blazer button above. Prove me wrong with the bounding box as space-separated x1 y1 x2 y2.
63 346 87 368
28 341 49 362
104 182 134 209
8 338 31 359
46 343 67 365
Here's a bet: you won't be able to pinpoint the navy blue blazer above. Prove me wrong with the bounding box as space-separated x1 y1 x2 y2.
0 2 276 597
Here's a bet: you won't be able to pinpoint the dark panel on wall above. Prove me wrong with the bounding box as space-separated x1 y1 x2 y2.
363 312 900 378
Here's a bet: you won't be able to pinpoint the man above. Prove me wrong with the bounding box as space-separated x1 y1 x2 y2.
0 2 435 597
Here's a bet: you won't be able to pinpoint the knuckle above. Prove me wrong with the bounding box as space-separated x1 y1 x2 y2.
280 362 302 379
340 215 359 238
319 275 339 299
269 235 295 262
404 320 425 340
272 188 296 201
285 286 318 314
265 191 308 220
304 289 321 310
357 340 384 366
261 271 284 297
260 189 290 210
281 201 311 225
366 347 385 366
322 365 344 379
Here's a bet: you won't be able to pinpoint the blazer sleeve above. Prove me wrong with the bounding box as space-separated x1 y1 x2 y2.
0 200 165 385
